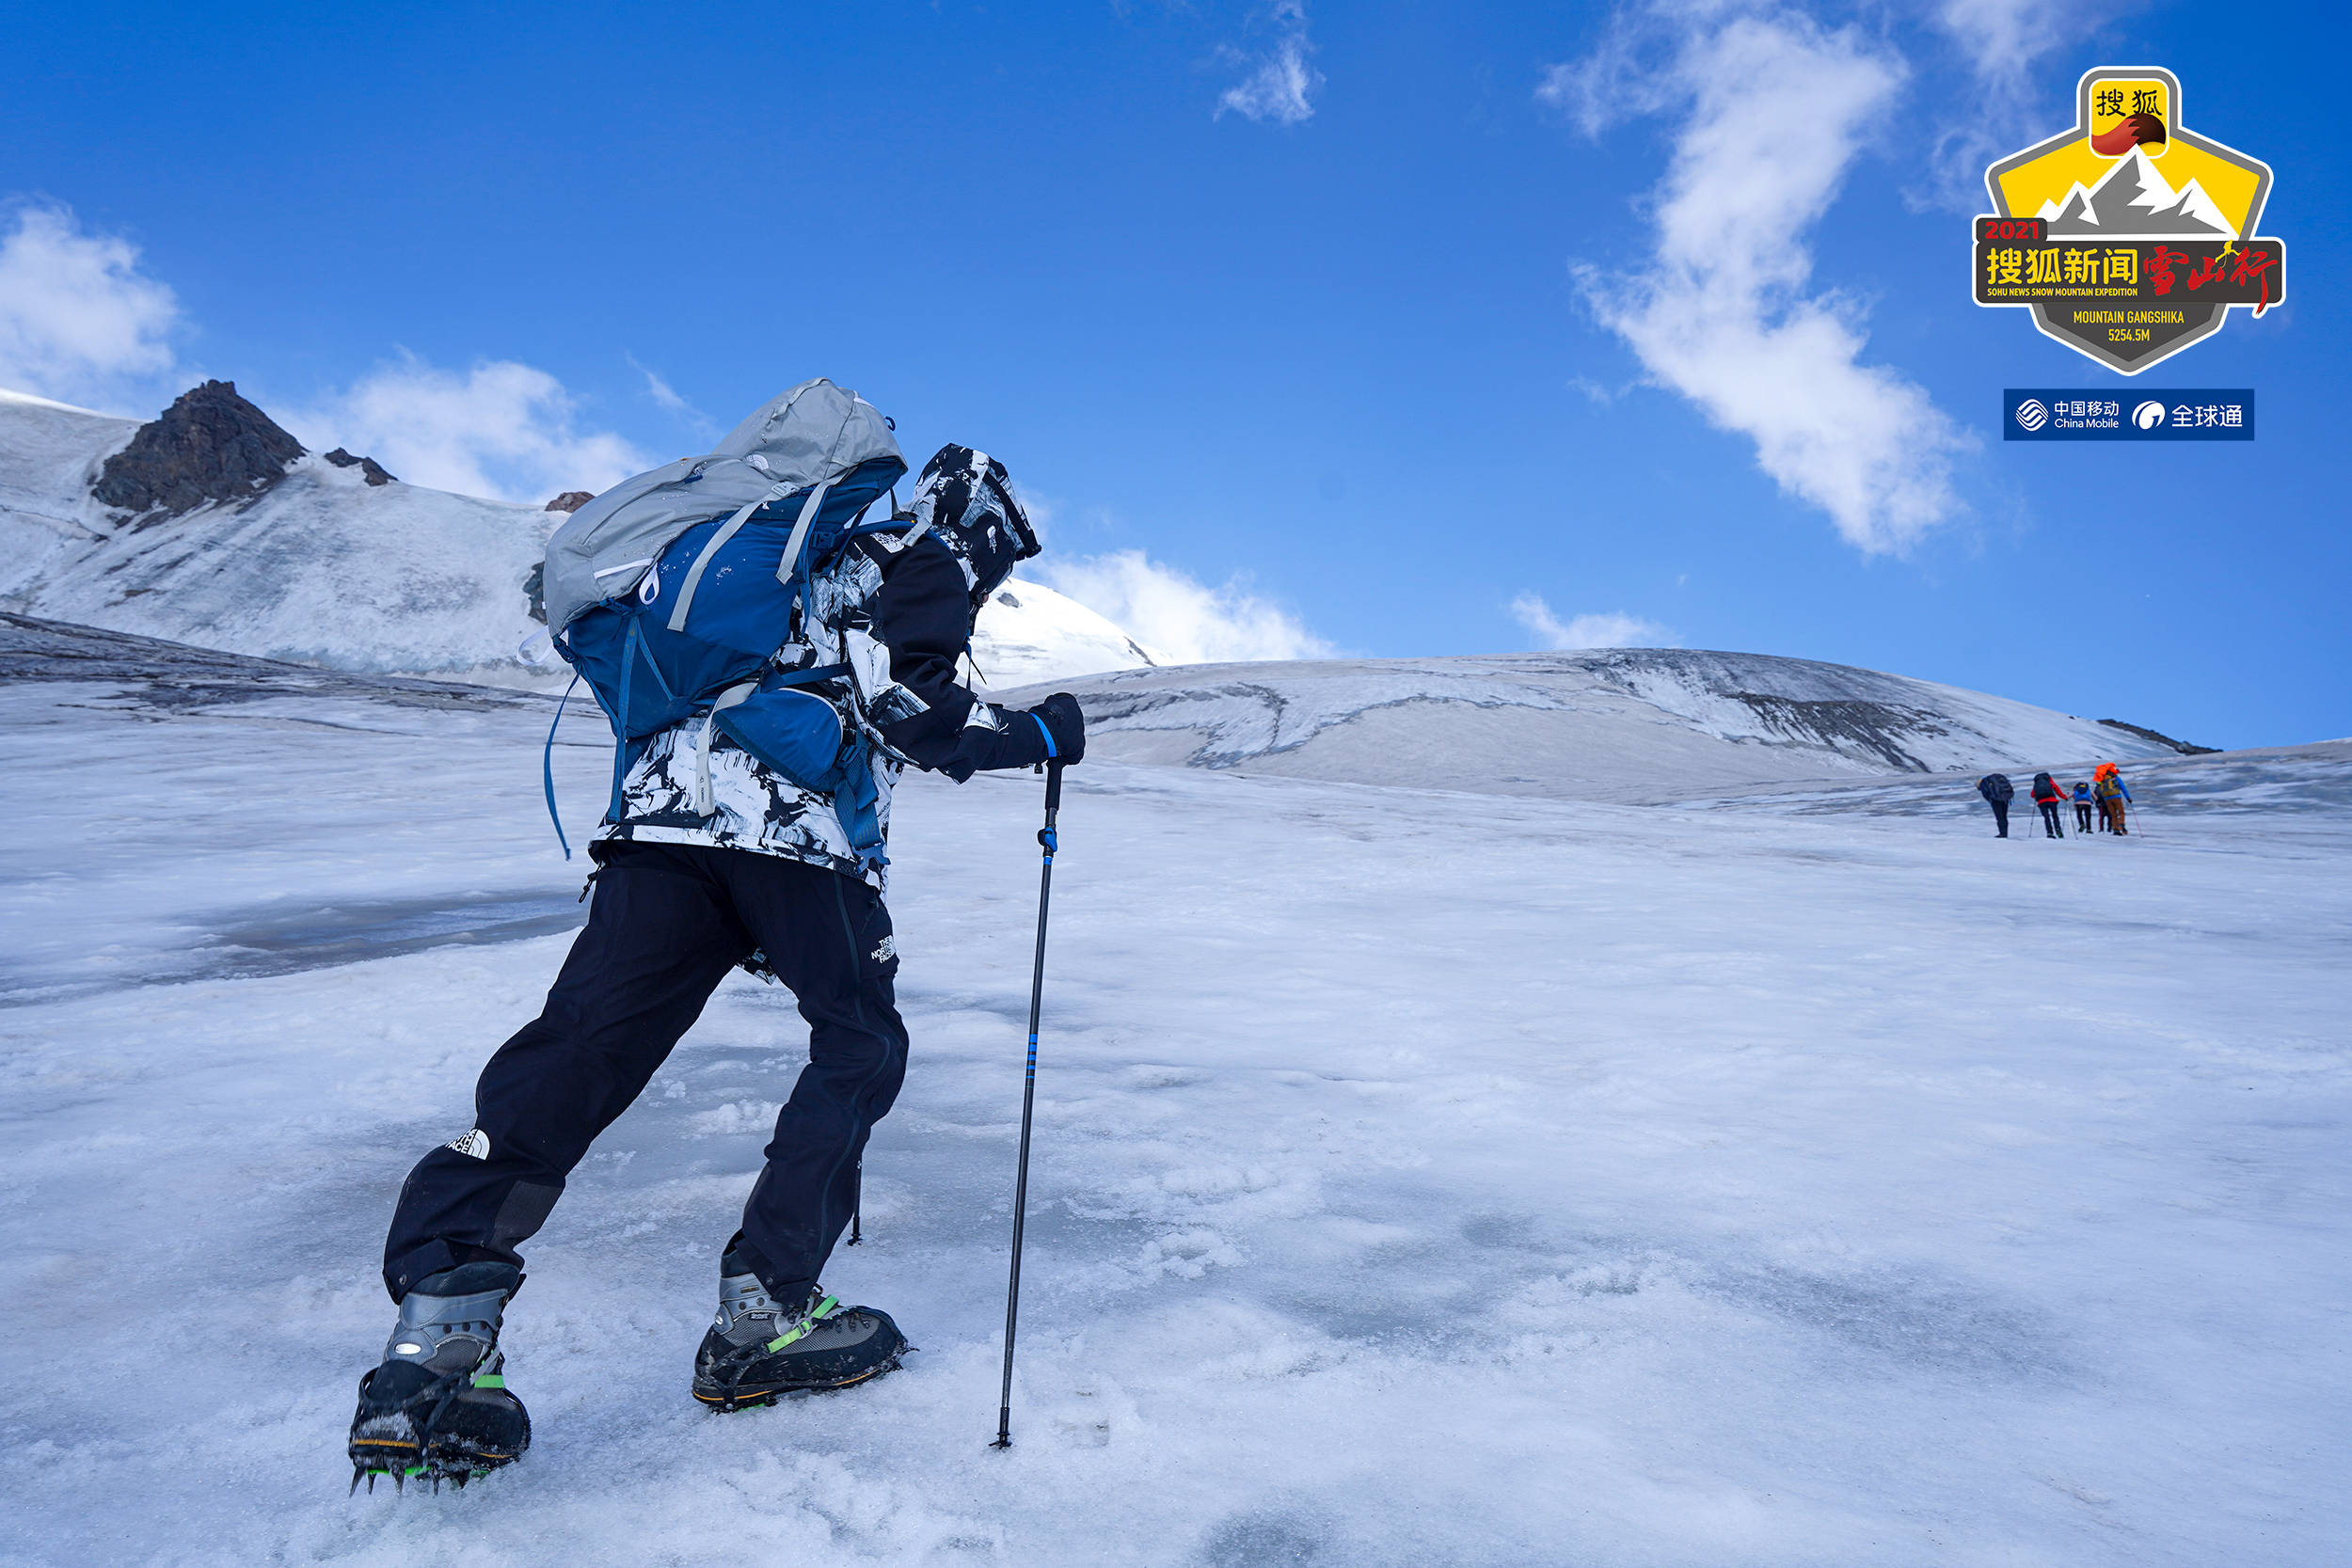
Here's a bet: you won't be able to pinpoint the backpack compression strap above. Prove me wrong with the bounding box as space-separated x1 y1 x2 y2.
662 479 796 633
688 661 853 816
773 481 835 593
692 679 762 816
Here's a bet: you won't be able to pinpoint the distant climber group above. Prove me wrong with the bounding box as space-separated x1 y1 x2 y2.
1975 764 2134 839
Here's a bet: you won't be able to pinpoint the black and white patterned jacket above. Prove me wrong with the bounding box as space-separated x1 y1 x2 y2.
595 448 1049 888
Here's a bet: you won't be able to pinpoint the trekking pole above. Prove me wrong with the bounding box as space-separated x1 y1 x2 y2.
993 760 1064 1449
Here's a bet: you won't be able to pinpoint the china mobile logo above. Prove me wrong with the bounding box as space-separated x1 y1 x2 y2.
1974 68 2284 373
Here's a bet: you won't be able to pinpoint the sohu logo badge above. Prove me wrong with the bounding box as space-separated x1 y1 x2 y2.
1975 68 2284 373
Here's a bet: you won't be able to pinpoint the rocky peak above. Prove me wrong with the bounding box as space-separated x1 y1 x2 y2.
545 491 594 513
94 381 307 526
324 448 398 486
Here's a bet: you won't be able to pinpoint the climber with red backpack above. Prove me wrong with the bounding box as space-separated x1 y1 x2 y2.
2028 771 2068 838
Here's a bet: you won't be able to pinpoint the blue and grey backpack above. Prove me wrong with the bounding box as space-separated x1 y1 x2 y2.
536 379 914 866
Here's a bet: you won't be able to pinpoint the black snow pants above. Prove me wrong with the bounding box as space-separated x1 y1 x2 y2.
2074 802 2094 832
1990 800 2010 837
381 841 907 1304
2038 801 2065 837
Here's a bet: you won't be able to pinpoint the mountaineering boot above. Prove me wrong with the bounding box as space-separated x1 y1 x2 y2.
348 1261 530 1490
691 1255 908 1411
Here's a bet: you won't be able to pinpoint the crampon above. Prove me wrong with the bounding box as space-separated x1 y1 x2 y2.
348 1361 531 1492
349 1260 530 1494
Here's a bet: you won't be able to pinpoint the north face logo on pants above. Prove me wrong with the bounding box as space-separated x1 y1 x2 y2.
447 1129 491 1160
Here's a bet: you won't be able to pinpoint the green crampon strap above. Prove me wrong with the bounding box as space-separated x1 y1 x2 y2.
471 1373 505 1388
765 1293 840 1353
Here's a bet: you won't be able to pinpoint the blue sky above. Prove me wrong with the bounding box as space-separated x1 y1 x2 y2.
1 1 2341 748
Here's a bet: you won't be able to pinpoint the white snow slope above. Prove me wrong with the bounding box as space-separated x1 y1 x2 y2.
968 578 1160 691
0 388 562 683
0 388 1156 688
1006 649 2188 801
2 619 2344 1566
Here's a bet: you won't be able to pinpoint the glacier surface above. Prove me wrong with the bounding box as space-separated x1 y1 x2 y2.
1 623 2344 1566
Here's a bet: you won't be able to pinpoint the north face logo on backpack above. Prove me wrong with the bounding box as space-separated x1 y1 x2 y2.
447 1129 492 1160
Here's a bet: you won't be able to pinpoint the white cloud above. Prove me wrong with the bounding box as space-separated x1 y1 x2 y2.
1218 1 1322 125
292 356 650 504
0 202 181 412
1918 0 2138 211
1510 593 1677 651
626 351 720 438
1036 549 1331 665
1536 7 1672 136
638 363 688 413
0 209 647 504
1549 8 1973 555
1933 0 2065 94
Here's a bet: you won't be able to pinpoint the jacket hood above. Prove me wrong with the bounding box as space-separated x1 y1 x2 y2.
909 444 1040 608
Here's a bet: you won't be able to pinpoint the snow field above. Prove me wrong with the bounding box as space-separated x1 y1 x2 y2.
0 680 2346 1565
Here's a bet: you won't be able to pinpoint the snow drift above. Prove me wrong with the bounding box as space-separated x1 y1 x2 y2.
1004 649 2189 801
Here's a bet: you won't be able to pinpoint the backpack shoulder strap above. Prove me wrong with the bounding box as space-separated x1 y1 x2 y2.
662 479 791 633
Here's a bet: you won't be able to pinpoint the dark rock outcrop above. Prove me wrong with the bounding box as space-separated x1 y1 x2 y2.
1725 692 1950 772
2099 718 2218 755
545 491 594 513
94 381 306 525
324 448 398 486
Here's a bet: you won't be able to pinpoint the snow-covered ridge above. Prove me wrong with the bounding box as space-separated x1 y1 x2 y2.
967 579 1160 691
0 387 566 682
0 386 1158 687
1004 648 2190 800
0 383 2197 792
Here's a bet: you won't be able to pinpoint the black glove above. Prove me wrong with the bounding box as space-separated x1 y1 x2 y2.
1024 691 1086 766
